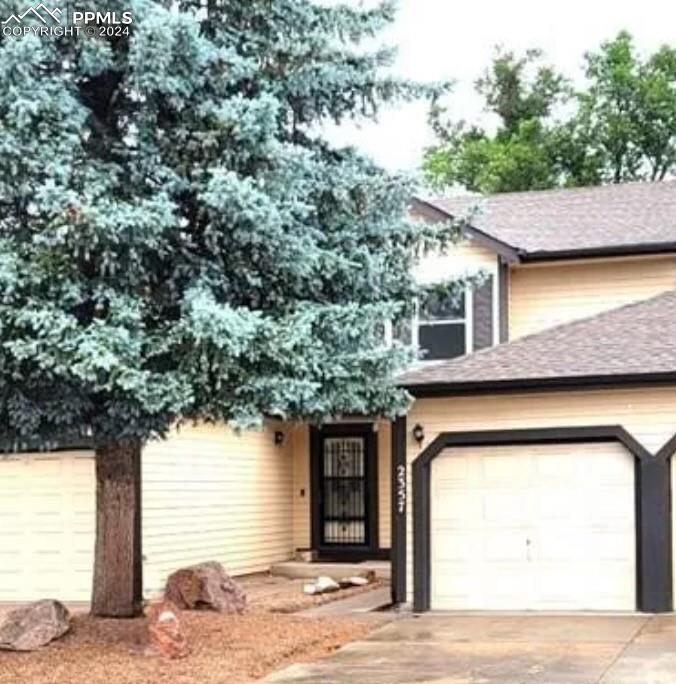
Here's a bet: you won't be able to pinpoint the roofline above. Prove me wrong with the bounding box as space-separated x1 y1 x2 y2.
402 371 676 398
520 242 676 263
411 197 676 264
410 197 521 264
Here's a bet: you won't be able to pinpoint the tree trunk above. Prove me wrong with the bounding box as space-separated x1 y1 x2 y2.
91 440 143 617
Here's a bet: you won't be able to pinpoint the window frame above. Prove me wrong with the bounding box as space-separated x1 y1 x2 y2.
413 288 473 362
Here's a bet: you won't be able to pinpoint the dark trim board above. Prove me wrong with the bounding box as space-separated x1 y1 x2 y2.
412 426 674 613
498 259 509 343
404 373 676 398
472 275 494 351
521 242 676 263
391 416 407 604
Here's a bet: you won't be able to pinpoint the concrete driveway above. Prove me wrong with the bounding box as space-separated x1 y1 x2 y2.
262 613 676 684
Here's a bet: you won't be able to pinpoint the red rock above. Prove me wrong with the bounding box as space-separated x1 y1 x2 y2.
146 600 189 659
165 561 246 614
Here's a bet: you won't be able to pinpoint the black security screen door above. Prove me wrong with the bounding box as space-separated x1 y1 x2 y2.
320 436 369 547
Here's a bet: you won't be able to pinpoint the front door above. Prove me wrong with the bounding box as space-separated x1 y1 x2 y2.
311 424 378 559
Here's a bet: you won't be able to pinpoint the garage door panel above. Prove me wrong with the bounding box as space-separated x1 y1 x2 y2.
481 453 531 482
435 454 471 481
478 566 534 609
535 488 590 522
431 442 635 611
0 452 95 602
534 451 583 481
432 567 484 608
483 530 530 561
483 492 532 525
593 489 636 520
432 489 482 521
433 531 479 562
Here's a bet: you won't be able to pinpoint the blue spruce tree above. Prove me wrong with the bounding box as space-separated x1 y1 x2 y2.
0 0 462 616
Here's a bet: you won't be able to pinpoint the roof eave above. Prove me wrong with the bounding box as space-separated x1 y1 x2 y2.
410 197 522 264
521 242 676 263
402 371 676 398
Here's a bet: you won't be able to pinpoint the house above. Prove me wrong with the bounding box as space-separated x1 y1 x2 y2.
3 180 676 615
397 180 676 613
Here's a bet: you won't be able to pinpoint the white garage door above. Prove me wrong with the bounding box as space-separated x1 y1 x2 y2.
431 442 636 611
0 451 95 602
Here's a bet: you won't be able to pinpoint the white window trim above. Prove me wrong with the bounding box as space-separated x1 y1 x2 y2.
413 287 472 361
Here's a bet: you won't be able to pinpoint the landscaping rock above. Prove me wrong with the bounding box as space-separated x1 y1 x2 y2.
146 600 189 659
339 576 370 588
314 576 340 594
358 569 377 583
164 561 246 614
0 599 70 651
303 576 342 595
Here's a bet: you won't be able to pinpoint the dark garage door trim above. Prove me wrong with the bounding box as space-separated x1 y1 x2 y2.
412 426 674 613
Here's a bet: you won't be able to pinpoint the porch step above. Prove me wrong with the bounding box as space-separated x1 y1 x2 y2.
270 560 391 581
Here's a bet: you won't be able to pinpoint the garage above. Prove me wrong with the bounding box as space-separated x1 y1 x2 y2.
430 441 637 611
0 451 95 602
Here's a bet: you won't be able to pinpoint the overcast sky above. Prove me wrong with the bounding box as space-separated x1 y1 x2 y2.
326 0 676 173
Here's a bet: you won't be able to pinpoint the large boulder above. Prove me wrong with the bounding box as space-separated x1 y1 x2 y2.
164 561 246 614
0 600 70 651
146 600 189 659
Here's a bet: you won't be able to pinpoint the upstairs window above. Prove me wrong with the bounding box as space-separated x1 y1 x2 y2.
415 291 468 361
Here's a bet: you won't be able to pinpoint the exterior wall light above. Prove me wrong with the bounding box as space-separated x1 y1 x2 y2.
274 430 285 446
412 423 425 445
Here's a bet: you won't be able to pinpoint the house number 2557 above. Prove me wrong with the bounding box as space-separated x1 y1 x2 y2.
396 464 406 515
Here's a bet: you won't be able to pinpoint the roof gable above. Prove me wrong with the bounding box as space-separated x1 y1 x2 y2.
420 181 676 260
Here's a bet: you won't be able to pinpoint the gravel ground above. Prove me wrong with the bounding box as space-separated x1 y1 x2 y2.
241 573 387 613
0 575 391 684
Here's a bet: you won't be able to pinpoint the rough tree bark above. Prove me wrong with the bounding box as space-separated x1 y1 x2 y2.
91 440 143 617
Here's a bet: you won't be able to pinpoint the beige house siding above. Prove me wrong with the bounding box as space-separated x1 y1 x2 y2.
142 421 294 596
377 421 392 549
290 421 392 553
509 255 676 339
291 424 311 550
413 239 498 285
405 387 676 601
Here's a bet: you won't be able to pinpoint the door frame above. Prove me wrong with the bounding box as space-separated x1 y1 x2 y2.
310 423 380 561
411 425 673 613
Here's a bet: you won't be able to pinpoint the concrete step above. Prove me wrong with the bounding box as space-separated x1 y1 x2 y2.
298 586 392 618
270 560 391 581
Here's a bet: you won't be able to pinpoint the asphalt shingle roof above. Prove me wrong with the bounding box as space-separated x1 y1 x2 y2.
398 290 676 392
422 181 676 257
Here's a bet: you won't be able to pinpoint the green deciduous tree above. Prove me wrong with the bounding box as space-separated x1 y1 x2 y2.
0 0 461 617
424 34 676 192
424 48 569 193
575 31 676 183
